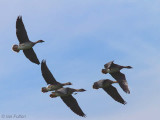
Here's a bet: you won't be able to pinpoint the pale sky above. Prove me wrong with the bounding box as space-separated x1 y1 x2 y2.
0 0 160 120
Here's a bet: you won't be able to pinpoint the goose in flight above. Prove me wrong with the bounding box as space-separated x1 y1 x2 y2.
12 16 44 65
50 87 86 117
93 79 126 105
41 60 72 93
102 61 132 94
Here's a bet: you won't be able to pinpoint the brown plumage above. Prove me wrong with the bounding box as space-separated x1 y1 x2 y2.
41 60 59 85
93 79 126 105
23 48 40 65
14 16 44 65
41 60 72 92
50 87 86 117
102 61 132 94
61 95 86 117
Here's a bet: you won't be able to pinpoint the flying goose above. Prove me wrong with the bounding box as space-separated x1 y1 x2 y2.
102 61 132 94
93 79 126 105
41 60 72 93
12 16 44 65
50 87 86 117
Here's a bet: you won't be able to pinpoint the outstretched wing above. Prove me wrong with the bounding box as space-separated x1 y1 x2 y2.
23 48 40 65
104 61 114 69
104 61 122 69
41 60 59 85
61 95 86 117
16 16 30 44
110 71 130 94
103 85 126 105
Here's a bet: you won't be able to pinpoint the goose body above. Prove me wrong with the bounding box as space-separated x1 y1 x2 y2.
18 42 34 50
45 84 63 91
50 87 86 97
50 87 86 117
12 16 44 65
93 79 126 105
106 67 120 73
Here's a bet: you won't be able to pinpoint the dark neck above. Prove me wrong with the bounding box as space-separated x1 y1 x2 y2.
32 40 42 45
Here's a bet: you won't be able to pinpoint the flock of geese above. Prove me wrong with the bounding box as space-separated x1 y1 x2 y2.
12 16 132 117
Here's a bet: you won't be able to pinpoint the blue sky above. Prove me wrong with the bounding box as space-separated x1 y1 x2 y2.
0 0 160 120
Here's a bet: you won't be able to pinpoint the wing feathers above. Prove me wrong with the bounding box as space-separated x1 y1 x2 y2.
61 95 86 117
16 16 30 44
110 72 130 94
41 60 58 85
103 85 126 104
23 48 40 65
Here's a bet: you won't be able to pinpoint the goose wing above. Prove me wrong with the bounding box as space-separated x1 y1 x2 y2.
103 85 126 104
41 60 59 85
16 16 30 44
104 61 114 69
61 95 86 117
23 48 40 65
110 71 130 94
104 61 122 69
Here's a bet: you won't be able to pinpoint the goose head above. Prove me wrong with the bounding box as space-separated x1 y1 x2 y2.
12 44 20 52
101 69 108 74
79 89 86 92
41 87 48 93
93 82 99 89
36 40 44 43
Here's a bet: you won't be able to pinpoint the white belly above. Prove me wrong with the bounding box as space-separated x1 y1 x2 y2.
18 43 33 50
